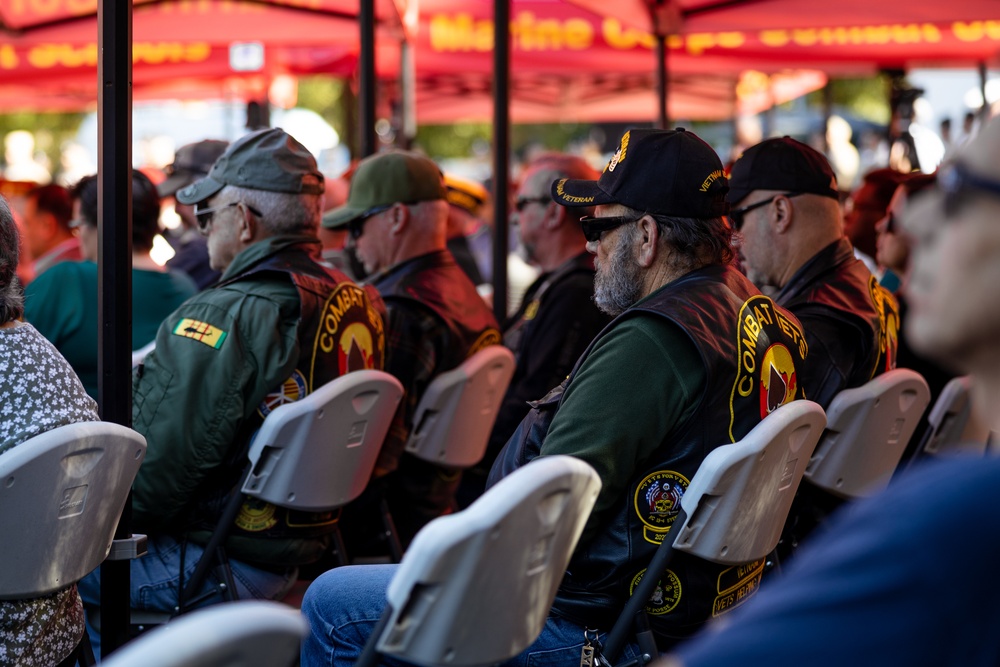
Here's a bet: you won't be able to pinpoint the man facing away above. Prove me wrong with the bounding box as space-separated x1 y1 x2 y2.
78 128 386 653
323 151 500 548
300 128 809 663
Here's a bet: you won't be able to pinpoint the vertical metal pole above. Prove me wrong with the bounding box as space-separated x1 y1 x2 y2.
400 39 416 150
359 0 377 157
979 61 989 125
97 0 133 655
821 82 833 154
492 0 510 323
656 33 668 130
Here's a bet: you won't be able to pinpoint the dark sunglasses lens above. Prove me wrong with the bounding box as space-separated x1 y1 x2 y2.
195 211 211 230
729 212 744 231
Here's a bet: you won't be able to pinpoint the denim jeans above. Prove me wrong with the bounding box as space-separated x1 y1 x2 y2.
78 534 296 659
300 564 641 667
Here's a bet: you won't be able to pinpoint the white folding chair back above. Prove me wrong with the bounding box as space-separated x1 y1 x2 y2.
0 422 146 599
921 376 991 458
674 400 826 564
806 369 930 499
404 345 515 469
103 601 306 667
374 455 601 667
242 370 404 510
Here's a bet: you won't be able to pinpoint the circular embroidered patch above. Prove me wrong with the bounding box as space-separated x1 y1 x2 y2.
630 567 682 616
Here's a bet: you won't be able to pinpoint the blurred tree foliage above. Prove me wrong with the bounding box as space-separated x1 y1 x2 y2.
806 75 892 124
0 111 86 178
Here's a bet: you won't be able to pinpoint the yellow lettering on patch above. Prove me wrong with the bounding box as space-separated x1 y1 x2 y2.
172 318 228 349
700 169 725 192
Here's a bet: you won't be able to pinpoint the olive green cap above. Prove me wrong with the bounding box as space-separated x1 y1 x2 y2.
176 128 324 205
322 151 446 228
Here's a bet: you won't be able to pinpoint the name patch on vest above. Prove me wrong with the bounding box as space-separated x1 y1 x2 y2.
729 295 803 441
172 318 228 349
630 567 681 616
635 470 689 544
712 559 765 617
312 283 385 385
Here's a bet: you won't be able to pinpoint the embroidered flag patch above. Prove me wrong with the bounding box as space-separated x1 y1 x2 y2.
172 318 228 349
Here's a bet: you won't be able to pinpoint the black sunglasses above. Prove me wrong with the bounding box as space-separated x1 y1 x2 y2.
347 204 394 240
728 192 800 231
194 201 262 231
579 214 643 243
938 161 1000 218
514 196 550 213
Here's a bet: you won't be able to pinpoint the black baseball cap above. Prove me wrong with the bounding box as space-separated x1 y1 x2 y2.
728 137 840 205
550 128 729 219
176 128 324 205
158 139 229 198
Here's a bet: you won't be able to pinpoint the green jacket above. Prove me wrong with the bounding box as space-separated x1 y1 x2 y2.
132 235 382 565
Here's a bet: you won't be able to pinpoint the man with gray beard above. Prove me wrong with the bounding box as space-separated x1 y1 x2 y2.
298 129 811 665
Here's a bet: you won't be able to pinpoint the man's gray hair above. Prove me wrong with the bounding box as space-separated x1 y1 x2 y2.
0 195 24 323
526 153 601 218
220 184 322 235
618 204 733 270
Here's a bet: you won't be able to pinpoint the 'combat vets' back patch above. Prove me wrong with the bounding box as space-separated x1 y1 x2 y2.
311 283 385 386
468 328 502 357
728 295 805 441
630 567 682 616
172 318 228 349
635 470 690 544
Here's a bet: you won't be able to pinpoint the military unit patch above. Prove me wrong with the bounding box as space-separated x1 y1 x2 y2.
630 567 682 616
172 318 228 349
635 470 690 544
257 369 309 419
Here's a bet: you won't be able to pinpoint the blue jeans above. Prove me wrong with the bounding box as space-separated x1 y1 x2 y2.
78 534 296 659
300 564 641 667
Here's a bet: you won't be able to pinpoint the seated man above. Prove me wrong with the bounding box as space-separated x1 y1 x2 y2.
78 128 386 650
323 151 500 546
667 116 1000 667
301 128 809 664
728 137 899 408
459 152 611 505
728 138 900 547
19 183 80 280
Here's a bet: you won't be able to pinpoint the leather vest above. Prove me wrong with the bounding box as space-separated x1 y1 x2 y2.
373 250 501 365
777 239 898 399
492 265 808 643
195 244 386 544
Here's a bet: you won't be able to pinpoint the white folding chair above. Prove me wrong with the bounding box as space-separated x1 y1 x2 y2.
805 368 931 499
357 455 602 667
913 376 991 460
0 422 147 665
104 601 305 667
404 345 516 469
600 400 827 666
176 370 403 611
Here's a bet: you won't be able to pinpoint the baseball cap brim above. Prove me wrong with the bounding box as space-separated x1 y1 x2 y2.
158 170 197 198
176 175 226 205
550 178 616 208
322 204 365 229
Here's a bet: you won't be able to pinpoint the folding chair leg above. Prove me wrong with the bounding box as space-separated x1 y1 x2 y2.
331 525 351 568
354 605 393 667
379 498 404 563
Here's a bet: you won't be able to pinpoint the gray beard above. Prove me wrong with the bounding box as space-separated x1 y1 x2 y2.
593 227 642 316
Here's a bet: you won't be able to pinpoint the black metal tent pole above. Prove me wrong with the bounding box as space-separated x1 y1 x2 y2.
360 0 377 157
979 61 989 125
97 0 133 655
491 0 510 324
656 33 668 129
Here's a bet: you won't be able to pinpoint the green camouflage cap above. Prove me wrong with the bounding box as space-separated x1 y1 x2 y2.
323 151 446 228
176 128 324 205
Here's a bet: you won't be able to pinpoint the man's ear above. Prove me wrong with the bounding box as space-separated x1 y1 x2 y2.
544 201 564 230
772 195 795 234
237 204 256 242
389 203 410 236
636 215 660 267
